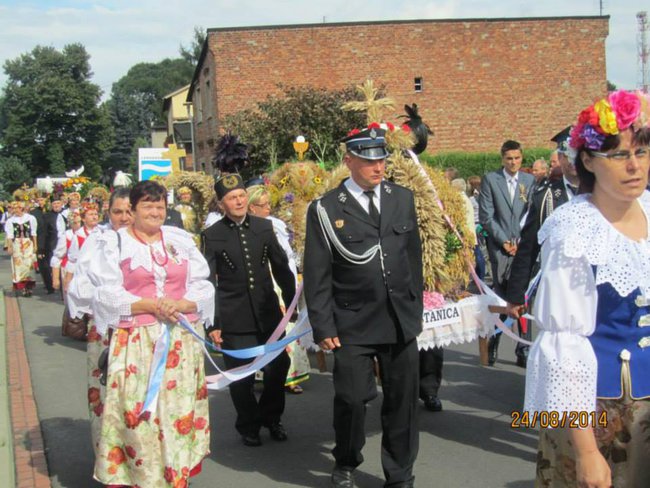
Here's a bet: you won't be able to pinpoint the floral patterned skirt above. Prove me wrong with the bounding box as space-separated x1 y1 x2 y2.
10 237 35 288
86 320 210 487
535 395 650 488
284 320 310 387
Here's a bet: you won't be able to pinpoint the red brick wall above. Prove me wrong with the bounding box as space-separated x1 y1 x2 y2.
192 17 608 169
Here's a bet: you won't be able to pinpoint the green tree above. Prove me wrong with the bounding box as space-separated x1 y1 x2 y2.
225 85 367 177
106 58 194 171
179 27 206 66
0 155 32 195
0 44 113 179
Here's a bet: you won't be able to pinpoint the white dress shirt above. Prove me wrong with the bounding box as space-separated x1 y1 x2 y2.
344 177 382 215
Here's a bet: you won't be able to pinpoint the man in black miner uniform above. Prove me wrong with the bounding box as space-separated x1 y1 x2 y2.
40 194 64 294
304 126 423 488
202 173 296 447
506 126 579 322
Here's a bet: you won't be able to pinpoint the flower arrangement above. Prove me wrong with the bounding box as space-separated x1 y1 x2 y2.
570 90 650 151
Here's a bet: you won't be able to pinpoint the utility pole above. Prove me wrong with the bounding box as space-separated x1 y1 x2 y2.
638 12 649 93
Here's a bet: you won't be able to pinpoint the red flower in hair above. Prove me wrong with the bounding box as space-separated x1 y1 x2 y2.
347 128 360 137
401 124 412 133
367 122 381 129
386 121 395 131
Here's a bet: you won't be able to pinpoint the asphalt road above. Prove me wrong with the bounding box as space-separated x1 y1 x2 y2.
2 253 536 488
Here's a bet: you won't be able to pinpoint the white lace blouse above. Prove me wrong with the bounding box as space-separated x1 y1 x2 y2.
68 225 214 335
524 192 650 415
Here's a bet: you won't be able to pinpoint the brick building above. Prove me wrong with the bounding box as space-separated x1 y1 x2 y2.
188 16 609 172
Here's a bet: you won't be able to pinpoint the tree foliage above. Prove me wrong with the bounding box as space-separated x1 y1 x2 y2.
0 44 113 179
106 58 194 171
225 85 368 177
0 155 33 197
179 27 206 66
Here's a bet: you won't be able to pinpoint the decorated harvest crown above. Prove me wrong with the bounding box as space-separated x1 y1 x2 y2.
570 90 650 151
80 200 99 217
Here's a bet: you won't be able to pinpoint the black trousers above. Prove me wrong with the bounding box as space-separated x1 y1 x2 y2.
38 250 54 292
221 332 290 436
419 347 443 399
332 339 419 486
492 278 531 358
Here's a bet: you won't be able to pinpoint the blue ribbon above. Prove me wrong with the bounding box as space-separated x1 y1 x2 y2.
142 323 170 414
177 315 309 359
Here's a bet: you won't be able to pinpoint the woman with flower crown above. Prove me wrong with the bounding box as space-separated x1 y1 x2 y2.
4 200 38 297
524 90 650 488
79 180 214 487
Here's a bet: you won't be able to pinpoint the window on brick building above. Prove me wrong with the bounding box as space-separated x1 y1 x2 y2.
196 88 203 123
205 79 211 119
414 77 423 92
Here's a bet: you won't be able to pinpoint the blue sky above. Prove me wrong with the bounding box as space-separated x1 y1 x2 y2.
0 0 647 98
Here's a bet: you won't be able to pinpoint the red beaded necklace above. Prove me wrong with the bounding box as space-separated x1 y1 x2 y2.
132 228 168 266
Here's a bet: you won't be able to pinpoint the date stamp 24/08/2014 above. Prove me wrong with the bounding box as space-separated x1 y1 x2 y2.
511 410 608 429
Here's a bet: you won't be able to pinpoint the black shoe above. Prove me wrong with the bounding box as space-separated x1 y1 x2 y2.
516 355 528 368
241 433 262 447
422 395 442 412
331 465 355 487
46 289 55 295
487 334 500 366
267 422 288 441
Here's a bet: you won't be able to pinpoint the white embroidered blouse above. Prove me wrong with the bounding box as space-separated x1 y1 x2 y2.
524 191 650 414
67 225 214 335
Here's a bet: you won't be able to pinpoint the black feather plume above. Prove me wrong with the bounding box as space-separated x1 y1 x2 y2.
400 103 433 155
212 132 249 174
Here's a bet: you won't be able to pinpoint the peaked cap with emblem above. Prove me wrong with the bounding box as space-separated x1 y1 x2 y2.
551 126 572 155
341 127 389 160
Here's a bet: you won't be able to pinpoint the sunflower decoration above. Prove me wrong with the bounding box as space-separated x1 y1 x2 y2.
267 160 328 257
157 171 216 224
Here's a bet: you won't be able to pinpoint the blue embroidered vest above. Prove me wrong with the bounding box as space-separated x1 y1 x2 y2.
589 281 650 399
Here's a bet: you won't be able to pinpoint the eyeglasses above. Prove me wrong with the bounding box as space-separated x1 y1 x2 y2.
591 147 650 162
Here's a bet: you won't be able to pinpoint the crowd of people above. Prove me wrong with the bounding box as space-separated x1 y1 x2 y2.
2 88 650 488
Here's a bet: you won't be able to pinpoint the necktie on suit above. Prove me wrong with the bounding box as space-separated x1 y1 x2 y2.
364 190 380 226
567 184 578 196
508 178 516 203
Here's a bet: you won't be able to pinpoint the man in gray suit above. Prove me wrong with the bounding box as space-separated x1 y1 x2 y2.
478 140 534 366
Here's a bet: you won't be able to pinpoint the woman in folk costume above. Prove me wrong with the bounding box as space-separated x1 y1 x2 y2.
524 90 650 488
4 200 38 296
247 182 310 393
51 209 81 290
77 180 214 487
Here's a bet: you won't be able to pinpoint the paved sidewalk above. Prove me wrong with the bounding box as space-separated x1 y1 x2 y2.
2 251 536 487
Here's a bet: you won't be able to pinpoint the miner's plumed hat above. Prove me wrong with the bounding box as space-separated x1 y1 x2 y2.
214 174 245 200
341 126 390 160
551 126 572 155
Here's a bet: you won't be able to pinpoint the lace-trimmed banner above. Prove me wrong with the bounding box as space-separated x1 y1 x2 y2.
417 295 501 350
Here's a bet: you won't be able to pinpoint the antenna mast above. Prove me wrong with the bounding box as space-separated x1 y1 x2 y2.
638 12 649 93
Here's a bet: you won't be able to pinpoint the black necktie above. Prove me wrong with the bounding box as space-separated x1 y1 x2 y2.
567 184 578 195
364 190 380 226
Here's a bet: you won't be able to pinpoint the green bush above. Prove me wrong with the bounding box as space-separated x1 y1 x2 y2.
418 148 552 179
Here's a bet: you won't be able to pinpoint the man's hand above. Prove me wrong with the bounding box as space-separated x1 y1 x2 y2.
506 302 526 319
502 241 517 256
319 337 342 351
209 329 223 345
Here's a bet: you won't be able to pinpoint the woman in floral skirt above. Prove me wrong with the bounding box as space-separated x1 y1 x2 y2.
77 181 214 487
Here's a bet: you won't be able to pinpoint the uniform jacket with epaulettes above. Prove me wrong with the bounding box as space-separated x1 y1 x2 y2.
303 179 424 345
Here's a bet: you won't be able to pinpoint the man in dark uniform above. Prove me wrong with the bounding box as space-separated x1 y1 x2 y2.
40 194 64 294
506 127 579 322
303 126 423 488
202 173 296 447
31 196 50 292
